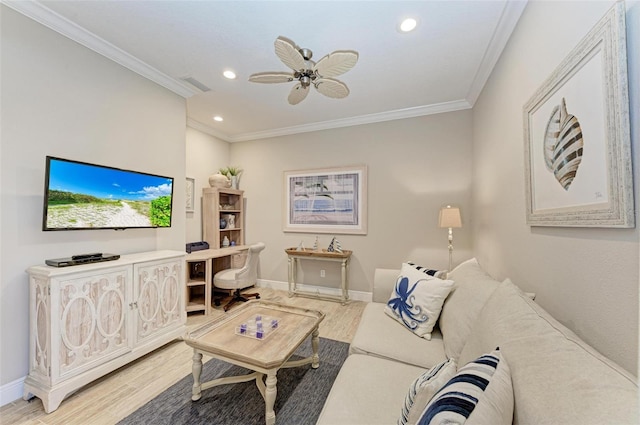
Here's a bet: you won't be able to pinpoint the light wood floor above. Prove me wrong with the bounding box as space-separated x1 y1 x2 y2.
1 288 367 425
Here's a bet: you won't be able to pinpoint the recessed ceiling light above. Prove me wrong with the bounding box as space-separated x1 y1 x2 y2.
399 18 418 33
223 70 236 79
213 116 223 122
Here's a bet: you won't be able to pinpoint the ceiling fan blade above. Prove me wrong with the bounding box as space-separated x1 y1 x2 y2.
288 83 309 105
275 36 306 72
313 50 359 78
314 78 349 99
248 72 294 84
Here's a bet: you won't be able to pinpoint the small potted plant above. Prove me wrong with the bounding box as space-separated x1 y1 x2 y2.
219 166 243 189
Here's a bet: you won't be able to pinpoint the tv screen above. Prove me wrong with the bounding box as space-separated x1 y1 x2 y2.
43 156 174 231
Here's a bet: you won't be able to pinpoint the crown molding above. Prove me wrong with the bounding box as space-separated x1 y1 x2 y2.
466 0 528 105
227 99 472 142
187 118 232 142
3 0 198 98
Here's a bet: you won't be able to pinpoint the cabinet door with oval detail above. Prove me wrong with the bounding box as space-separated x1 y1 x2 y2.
56 267 132 381
133 259 184 344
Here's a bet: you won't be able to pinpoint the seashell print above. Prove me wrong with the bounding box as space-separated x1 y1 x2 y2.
542 98 583 190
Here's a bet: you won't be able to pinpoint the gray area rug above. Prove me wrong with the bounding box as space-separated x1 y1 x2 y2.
119 337 348 425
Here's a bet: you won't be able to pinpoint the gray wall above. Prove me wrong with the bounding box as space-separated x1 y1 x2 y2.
471 0 639 374
0 5 187 391
185 127 230 243
228 111 474 295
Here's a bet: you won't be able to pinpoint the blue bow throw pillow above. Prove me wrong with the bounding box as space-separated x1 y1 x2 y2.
384 263 455 340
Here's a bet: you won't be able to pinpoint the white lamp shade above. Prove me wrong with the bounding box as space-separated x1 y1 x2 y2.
439 206 462 228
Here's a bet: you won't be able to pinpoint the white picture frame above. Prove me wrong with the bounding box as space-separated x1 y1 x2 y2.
186 177 195 212
283 165 367 235
523 2 633 228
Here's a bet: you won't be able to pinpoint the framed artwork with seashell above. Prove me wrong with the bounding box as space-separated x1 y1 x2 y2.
523 2 634 228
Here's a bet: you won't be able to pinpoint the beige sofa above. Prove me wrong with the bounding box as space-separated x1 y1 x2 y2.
316 258 639 425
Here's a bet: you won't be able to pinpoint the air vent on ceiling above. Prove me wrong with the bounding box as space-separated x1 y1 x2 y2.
181 76 211 92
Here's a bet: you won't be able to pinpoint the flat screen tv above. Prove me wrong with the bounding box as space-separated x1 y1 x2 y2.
43 156 174 231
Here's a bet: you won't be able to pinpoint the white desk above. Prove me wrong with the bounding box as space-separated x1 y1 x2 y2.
185 246 249 314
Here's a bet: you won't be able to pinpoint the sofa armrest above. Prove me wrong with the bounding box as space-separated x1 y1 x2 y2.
372 268 399 303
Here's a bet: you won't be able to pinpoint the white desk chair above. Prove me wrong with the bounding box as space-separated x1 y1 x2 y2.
213 242 265 311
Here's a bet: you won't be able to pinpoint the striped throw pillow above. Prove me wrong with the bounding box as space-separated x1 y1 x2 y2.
414 349 513 425
407 262 448 279
398 358 457 425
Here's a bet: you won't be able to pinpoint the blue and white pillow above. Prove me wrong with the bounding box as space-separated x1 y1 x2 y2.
398 358 457 425
414 348 513 425
407 262 448 279
384 263 455 340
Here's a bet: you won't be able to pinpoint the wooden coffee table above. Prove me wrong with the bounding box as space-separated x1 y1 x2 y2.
183 300 325 425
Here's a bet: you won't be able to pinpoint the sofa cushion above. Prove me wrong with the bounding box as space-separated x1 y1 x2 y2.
411 349 513 425
351 302 447 369
316 354 427 425
439 258 501 360
384 263 455 340
459 278 639 425
399 358 457 425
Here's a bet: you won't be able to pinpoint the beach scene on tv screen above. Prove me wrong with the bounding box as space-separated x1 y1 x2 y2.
45 159 173 229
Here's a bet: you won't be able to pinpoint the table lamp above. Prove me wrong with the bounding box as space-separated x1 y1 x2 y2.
438 205 462 272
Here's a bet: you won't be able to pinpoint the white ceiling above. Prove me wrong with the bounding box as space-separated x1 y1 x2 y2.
7 1 527 142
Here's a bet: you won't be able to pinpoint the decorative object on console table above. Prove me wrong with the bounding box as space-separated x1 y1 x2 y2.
523 2 633 228
438 205 462 272
283 165 367 235
327 236 342 253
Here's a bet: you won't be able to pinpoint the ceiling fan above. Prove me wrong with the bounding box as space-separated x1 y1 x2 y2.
249 36 359 105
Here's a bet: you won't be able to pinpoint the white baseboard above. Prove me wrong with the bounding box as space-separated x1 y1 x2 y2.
257 279 372 302
1 376 25 407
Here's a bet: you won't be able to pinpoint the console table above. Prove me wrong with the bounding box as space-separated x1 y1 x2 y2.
285 248 352 304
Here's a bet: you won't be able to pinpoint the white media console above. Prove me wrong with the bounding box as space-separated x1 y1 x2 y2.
24 250 186 413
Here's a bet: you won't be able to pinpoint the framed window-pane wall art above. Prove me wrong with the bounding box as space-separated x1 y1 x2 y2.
283 165 367 234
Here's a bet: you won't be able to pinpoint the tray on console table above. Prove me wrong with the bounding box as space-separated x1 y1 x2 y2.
284 248 352 304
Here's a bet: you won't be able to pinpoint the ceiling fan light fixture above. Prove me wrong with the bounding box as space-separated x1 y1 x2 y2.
223 70 236 79
249 36 358 105
300 75 311 87
399 18 418 33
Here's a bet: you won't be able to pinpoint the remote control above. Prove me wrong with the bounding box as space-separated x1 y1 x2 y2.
72 253 103 260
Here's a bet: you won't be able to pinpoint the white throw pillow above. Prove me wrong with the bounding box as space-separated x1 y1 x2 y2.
412 348 513 425
384 263 455 340
398 358 457 425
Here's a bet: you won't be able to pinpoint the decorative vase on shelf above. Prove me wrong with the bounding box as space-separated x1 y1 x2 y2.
209 173 231 188
230 175 239 189
222 236 230 248
220 218 227 229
